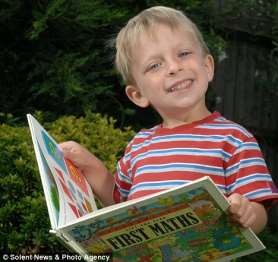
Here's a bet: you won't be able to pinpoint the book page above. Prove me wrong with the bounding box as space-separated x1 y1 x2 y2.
27 114 97 228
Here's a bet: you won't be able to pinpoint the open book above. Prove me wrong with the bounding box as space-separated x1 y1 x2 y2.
27 114 265 262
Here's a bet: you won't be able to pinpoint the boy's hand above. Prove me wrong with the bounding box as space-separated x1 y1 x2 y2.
228 193 256 228
59 141 115 206
59 141 105 174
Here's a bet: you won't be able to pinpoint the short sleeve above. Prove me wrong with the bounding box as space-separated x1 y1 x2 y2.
225 136 278 205
113 145 133 203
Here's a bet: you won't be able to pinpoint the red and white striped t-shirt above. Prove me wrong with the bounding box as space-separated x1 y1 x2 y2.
113 112 278 204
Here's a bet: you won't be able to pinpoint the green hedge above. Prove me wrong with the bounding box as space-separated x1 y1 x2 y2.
0 112 134 254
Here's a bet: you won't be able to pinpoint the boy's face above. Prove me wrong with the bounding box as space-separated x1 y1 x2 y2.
125 24 214 127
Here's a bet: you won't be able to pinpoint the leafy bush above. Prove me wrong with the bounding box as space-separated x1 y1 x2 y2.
0 112 134 254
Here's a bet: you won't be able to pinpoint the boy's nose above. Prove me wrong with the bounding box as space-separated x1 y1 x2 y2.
167 59 182 76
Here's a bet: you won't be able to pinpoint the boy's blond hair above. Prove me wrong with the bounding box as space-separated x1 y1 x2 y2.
115 6 210 84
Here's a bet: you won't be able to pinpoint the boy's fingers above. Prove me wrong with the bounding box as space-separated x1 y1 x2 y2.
238 197 250 216
228 194 256 228
58 142 81 162
58 144 71 156
59 141 78 154
228 193 242 214
238 205 252 225
59 141 76 150
242 213 256 228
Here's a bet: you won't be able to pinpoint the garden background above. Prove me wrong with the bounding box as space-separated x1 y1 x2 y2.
0 0 277 261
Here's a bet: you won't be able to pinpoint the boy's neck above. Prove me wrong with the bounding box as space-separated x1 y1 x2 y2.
161 108 211 129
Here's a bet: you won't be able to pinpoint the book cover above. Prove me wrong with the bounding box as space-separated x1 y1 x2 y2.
61 176 265 262
27 114 265 262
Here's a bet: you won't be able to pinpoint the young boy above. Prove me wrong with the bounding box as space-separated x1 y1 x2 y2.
60 6 278 234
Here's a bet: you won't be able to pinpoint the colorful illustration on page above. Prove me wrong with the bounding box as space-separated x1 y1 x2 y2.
40 129 94 220
37 141 60 225
41 130 67 173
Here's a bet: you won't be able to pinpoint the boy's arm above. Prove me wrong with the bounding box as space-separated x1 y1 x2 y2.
228 193 267 234
60 141 115 206
82 163 115 207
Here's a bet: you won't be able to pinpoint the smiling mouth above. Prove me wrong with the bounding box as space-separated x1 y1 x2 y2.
167 79 193 93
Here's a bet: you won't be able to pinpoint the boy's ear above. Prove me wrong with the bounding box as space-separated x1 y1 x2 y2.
204 54 214 82
125 85 150 108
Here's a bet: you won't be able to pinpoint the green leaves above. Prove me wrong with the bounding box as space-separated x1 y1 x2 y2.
0 0 227 126
29 0 68 40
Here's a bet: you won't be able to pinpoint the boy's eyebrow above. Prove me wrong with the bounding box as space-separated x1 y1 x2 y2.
142 43 195 64
143 53 161 63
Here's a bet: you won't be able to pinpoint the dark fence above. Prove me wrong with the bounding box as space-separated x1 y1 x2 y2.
213 32 278 184
212 27 278 228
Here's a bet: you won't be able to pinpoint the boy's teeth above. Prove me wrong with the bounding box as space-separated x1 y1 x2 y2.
168 80 192 92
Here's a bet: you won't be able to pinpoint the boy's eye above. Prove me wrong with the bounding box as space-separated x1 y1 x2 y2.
178 51 191 58
147 62 161 72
